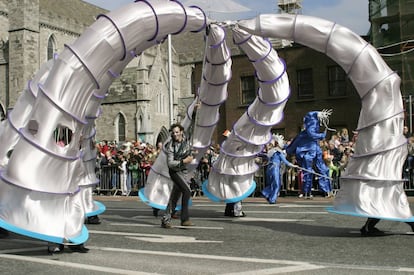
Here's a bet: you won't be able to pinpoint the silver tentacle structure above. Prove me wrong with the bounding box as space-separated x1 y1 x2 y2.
0 59 54 168
203 26 290 202
139 23 231 209
77 53 140 217
192 24 231 160
0 0 207 244
239 14 413 221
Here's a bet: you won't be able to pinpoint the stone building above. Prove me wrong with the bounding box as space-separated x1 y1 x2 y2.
0 0 196 146
0 0 104 115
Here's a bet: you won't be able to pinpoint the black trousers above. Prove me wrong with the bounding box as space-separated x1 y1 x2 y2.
165 170 192 222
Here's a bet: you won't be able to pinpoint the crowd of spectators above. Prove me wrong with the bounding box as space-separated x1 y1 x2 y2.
93 125 414 197
95 139 162 195
94 139 221 196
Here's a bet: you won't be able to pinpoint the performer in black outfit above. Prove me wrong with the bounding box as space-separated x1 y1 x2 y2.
161 123 194 228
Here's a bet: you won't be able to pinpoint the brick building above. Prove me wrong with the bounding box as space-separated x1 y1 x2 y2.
176 30 362 145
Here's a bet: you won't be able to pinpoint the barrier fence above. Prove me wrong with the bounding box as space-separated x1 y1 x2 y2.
93 164 414 197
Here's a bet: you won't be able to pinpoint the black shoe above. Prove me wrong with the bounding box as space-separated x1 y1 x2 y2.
360 226 386 236
86 216 101 224
152 208 159 217
69 244 89 253
48 243 64 254
406 222 414 232
0 227 9 238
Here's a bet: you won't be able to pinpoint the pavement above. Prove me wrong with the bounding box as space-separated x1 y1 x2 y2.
1 194 414 274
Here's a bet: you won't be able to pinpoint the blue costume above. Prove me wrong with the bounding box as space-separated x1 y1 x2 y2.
262 147 294 204
286 111 332 197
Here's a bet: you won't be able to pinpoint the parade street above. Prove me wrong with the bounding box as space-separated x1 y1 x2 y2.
1 195 414 275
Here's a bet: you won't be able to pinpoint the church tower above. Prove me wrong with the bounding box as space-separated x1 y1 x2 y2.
8 0 40 108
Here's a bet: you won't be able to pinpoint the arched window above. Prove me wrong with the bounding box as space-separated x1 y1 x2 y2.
137 114 143 132
117 113 126 142
47 35 56 60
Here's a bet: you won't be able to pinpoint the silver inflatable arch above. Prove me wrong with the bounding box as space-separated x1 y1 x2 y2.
0 2 412 245
0 0 207 244
239 14 414 221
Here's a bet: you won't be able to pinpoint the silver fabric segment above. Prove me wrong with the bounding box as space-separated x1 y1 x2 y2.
204 27 289 202
0 1 207 243
0 60 54 168
238 14 413 220
333 178 412 220
221 134 263 157
77 55 136 216
193 24 231 148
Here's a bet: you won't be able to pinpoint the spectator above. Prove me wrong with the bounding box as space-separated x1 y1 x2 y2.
128 157 141 190
339 128 350 144
118 154 128 196
403 126 410 138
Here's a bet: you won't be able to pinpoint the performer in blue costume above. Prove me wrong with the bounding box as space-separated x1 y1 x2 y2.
262 134 296 204
286 110 334 199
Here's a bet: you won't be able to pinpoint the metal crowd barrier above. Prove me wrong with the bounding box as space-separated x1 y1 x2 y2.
94 164 414 197
95 165 147 196
253 165 414 196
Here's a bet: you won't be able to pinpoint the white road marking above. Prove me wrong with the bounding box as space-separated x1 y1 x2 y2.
244 211 328 214
278 204 327 208
110 222 154 227
109 222 223 230
0 254 158 275
221 264 324 275
103 208 149 211
89 230 222 243
89 246 322 265
130 215 159 219
126 235 222 243
3 243 414 274
232 217 314 222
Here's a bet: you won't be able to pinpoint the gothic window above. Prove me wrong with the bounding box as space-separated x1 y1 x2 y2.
156 91 166 113
328 65 347 97
157 92 161 113
240 75 257 105
137 113 143 133
297 68 314 99
47 35 56 60
117 113 126 142
191 68 197 96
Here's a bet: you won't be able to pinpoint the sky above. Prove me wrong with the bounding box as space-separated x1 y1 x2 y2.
83 0 370 35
